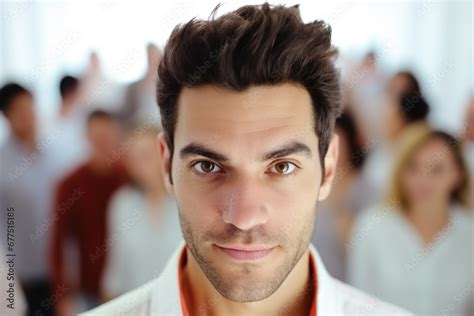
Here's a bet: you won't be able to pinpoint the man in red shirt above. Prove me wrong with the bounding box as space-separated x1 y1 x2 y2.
84 3 409 316
51 110 127 315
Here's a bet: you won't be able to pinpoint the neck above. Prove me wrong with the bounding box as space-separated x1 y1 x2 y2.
88 155 112 173
13 132 36 153
144 69 157 82
408 199 450 219
59 102 73 117
182 248 313 316
407 200 451 244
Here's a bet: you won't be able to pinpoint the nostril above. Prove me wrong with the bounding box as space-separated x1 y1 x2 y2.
222 205 269 231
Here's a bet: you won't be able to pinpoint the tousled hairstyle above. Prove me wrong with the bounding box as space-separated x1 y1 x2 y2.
157 3 342 182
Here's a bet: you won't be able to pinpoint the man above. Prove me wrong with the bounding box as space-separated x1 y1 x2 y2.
50 75 90 177
119 43 163 128
0 83 59 316
58 75 81 118
84 3 409 315
51 110 127 315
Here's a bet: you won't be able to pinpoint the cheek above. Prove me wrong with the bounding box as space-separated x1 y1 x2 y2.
10 112 25 128
174 180 219 233
270 190 316 251
275 197 316 241
402 168 458 199
402 171 418 187
401 171 424 198
278 180 318 225
431 171 460 194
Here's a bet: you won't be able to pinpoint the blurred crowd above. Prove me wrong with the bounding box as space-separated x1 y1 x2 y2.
0 44 473 316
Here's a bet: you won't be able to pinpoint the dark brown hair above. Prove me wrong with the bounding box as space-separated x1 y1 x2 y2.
0 83 32 114
157 3 341 179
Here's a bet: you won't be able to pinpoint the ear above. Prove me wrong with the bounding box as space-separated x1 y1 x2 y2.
157 132 175 197
318 134 339 201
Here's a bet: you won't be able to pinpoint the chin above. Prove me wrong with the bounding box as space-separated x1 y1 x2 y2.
214 279 278 303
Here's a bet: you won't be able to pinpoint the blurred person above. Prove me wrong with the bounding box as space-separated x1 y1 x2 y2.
50 110 127 315
0 83 59 316
311 111 375 282
50 75 90 177
58 75 81 118
102 127 182 299
84 4 408 316
387 71 421 98
80 52 125 112
348 124 473 315
344 51 387 145
362 75 430 200
119 44 163 128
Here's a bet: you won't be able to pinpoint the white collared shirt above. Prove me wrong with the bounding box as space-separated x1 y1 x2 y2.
82 243 409 315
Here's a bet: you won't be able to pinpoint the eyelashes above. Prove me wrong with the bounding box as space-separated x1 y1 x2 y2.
190 160 301 178
192 160 223 175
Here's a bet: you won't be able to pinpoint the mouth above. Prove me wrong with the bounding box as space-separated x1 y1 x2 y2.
213 244 275 261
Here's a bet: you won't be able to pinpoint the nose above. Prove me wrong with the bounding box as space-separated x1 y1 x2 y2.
221 174 269 231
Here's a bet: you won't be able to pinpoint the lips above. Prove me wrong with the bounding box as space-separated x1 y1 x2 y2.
214 244 274 261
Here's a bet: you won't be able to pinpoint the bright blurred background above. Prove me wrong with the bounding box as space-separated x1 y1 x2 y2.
1 0 472 132
0 1 473 316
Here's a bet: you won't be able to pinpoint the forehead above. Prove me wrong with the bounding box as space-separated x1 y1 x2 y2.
174 84 316 156
411 138 452 162
88 117 119 131
12 93 33 107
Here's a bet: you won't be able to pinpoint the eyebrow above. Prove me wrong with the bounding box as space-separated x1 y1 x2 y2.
263 141 312 160
179 140 312 162
180 143 229 162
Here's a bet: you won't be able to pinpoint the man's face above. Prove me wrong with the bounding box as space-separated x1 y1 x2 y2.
159 84 338 302
5 93 36 138
86 117 121 161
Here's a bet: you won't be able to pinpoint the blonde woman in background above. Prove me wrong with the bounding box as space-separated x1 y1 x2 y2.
348 124 473 315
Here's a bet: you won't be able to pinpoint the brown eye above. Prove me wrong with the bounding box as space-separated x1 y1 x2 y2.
193 161 222 174
270 161 297 175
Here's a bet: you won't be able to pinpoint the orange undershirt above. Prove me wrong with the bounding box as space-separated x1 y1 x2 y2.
178 247 317 316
